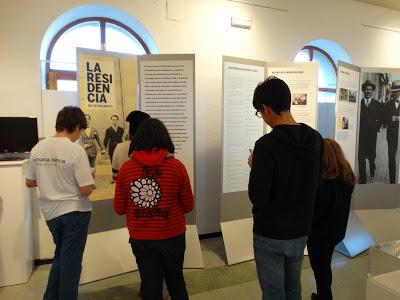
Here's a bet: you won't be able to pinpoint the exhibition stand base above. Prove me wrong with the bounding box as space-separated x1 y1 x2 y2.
221 218 254 265
367 270 400 300
80 225 204 284
354 209 400 244
335 211 374 257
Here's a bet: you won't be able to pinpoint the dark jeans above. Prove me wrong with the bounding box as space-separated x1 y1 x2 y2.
307 237 336 300
88 156 96 168
388 140 398 184
253 234 307 300
44 211 91 300
130 233 188 300
358 132 377 183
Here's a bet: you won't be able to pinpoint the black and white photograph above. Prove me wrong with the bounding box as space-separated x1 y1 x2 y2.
342 116 349 130
78 51 136 200
339 88 348 102
349 90 357 103
291 93 307 105
357 72 400 184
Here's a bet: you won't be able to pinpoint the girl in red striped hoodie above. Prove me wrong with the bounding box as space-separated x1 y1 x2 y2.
114 118 194 300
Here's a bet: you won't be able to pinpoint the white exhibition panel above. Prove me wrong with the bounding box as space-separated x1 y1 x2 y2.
267 61 319 129
221 218 253 265
335 61 361 170
220 57 264 266
0 160 34 286
41 90 78 138
220 59 319 265
80 225 203 284
222 56 265 194
138 54 195 189
355 209 400 244
367 270 400 300
32 196 55 259
35 90 80 259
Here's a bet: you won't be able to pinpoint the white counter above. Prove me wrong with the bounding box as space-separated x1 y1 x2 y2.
0 159 34 286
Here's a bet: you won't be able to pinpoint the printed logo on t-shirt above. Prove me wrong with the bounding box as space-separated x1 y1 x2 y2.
130 177 161 208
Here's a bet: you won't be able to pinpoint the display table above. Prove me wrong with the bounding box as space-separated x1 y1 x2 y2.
0 159 34 286
367 240 400 299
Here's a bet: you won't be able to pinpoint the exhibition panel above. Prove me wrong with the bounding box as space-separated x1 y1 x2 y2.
220 56 265 265
138 54 196 195
220 57 320 265
335 61 361 170
266 61 320 129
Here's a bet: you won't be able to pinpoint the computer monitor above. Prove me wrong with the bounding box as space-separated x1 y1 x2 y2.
0 117 39 153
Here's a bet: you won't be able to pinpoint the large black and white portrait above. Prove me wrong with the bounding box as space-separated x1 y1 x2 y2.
357 72 400 184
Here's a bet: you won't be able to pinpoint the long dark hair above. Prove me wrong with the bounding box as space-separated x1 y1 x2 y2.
322 138 356 185
130 118 174 153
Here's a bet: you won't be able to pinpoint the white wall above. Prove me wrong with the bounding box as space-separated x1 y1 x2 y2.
2 0 400 234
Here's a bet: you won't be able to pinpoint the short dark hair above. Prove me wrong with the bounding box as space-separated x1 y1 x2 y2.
55 106 87 133
253 77 291 114
126 111 150 136
131 118 174 153
111 115 119 120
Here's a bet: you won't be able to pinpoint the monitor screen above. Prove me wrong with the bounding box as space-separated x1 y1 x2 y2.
0 117 39 153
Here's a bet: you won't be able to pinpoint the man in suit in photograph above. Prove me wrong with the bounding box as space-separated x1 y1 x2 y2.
383 80 400 184
81 114 105 168
358 80 382 184
104 114 124 166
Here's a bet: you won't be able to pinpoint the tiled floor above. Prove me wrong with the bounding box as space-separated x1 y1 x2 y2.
0 237 368 299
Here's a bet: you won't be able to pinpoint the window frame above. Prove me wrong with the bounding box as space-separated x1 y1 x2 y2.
301 45 337 93
45 17 150 89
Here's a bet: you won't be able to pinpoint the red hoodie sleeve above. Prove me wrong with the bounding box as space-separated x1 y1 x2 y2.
114 167 128 215
178 163 194 213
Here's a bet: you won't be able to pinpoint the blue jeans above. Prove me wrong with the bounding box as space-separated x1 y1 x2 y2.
253 234 307 300
44 211 91 300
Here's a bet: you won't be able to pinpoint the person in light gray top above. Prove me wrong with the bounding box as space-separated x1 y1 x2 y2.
112 110 150 180
81 114 105 168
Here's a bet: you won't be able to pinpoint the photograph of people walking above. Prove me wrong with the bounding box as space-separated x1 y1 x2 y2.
357 73 400 184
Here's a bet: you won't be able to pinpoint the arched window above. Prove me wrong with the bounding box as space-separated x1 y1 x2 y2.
294 40 351 138
294 45 337 103
45 17 151 91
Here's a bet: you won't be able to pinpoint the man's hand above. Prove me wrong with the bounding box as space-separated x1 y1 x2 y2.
26 178 37 187
248 154 253 168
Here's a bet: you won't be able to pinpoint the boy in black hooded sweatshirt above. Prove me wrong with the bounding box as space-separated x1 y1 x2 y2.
248 77 323 300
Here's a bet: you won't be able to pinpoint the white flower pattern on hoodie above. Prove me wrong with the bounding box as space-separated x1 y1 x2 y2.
130 177 161 208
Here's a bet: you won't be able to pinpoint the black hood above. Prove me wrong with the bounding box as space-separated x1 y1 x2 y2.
270 123 320 160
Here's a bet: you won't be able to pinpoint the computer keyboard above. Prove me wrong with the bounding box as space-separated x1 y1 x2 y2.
0 156 26 161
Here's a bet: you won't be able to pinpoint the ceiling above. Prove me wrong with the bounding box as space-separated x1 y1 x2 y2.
354 0 400 11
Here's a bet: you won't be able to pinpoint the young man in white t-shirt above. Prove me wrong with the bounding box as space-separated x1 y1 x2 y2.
26 106 94 300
